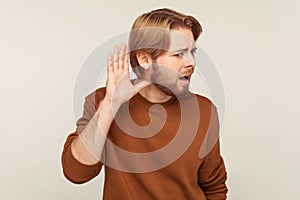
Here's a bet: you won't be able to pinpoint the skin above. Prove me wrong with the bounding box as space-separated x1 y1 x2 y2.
71 27 196 165
137 27 196 101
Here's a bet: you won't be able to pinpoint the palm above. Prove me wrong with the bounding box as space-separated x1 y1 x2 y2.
105 44 149 106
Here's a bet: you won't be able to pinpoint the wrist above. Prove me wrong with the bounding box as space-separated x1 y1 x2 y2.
102 97 122 109
98 97 122 118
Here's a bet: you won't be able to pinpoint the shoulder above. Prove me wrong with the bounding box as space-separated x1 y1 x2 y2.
84 87 107 109
193 93 217 111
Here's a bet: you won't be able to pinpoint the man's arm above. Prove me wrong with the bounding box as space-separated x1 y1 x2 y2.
61 44 149 184
198 105 228 199
61 92 112 183
71 97 115 165
198 141 228 199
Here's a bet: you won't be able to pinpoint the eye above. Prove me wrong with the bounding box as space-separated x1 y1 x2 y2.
173 52 184 57
191 49 197 56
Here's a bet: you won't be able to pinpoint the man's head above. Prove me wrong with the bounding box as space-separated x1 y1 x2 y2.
129 8 202 73
128 8 202 96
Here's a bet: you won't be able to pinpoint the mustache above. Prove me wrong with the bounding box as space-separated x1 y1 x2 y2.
181 68 194 76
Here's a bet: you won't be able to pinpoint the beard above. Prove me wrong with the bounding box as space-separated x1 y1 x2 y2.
152 83 175 96
150 63 190 97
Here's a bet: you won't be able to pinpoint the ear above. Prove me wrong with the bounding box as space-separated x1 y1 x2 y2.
136 51 153 69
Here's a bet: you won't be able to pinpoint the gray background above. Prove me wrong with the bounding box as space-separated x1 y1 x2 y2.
1 0 299 199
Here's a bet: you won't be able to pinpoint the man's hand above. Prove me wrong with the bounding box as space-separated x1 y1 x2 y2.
104 43 150 110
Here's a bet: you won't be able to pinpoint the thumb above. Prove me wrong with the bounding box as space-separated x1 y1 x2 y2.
131 81 151 97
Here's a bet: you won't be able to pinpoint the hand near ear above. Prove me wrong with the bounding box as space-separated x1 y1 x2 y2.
104 43 150 111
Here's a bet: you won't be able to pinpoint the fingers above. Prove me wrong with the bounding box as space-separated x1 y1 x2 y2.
119 43 125 70
107 52 113 74
113 45 119 70
118 43 129 71
124 44 129 71
108 43 129 72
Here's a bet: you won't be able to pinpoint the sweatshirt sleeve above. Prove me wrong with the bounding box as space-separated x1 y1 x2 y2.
198 105 228 199
61 132 102 184
198 141 228 199
61 92 103 184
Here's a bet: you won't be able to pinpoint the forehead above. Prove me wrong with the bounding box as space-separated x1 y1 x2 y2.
168 28 195 51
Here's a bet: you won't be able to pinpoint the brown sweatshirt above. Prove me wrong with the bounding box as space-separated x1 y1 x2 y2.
62 87 228 199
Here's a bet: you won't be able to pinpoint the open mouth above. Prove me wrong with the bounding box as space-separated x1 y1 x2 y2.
179 75 190 82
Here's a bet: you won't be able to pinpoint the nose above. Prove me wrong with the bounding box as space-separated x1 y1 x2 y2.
184 53 196 69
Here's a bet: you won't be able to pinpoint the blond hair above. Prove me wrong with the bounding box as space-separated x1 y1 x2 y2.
128 8 202 77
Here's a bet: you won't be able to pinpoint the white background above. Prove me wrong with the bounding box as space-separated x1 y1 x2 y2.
1 0 299 199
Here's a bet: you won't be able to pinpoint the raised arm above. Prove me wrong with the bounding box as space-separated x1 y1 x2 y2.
61 43 149 183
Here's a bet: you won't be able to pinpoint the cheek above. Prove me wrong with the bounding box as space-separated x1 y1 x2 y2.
156 57 182 72
152 66 178 84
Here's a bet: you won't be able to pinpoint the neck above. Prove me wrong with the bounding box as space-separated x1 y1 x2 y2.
138 84 172 103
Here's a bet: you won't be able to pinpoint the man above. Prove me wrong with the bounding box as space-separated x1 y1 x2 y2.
62 8 228 199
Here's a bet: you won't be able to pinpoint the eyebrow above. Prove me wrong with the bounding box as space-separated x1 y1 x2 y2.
171 47 197 53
